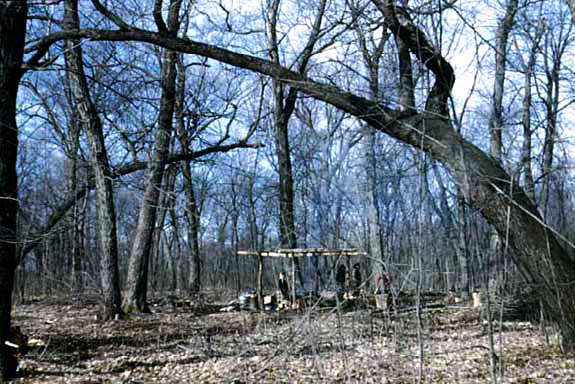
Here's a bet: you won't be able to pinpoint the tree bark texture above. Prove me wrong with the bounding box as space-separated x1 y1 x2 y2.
63 0 123 320
0 1 26 379
489 0 517 161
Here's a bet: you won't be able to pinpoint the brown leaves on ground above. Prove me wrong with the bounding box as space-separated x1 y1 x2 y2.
10 297 575 383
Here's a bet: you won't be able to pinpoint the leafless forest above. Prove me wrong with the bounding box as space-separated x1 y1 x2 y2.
1 0 575 381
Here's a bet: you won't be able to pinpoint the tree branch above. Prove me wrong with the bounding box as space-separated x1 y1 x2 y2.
90 0 133 31
19 141 263 259
371 0 454 117
153 0 168 34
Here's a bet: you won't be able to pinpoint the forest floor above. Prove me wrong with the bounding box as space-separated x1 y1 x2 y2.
9 293 575 383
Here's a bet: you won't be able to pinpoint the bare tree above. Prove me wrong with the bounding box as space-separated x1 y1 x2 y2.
178 95 202 295
265 0 328 285
352 0 390 278
123 0 183 314
539 17 572 219
490 0 518 162
515 15 544 203
63 0 123 320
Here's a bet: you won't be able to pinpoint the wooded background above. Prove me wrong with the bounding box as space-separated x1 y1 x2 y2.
1 1 575 376
14 0 575 308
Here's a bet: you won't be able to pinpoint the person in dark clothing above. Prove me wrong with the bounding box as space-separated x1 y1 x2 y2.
335 264 347 301
352 263 362 297
278 272 290 301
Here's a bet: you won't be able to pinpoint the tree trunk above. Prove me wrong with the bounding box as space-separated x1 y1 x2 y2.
168 206 180 292
123 0 182 313
489 0 517 162
488 0 517 290
152 164 176 292
456 187 470 295
0 1 26 379
520 40 538 203
63 0 123 320
354 15 388 277
63 96 83 295
266 0 326 286
176 99 202 295
540 32 564 219
267 0 298 251
516 21 544 206
172 6 202 294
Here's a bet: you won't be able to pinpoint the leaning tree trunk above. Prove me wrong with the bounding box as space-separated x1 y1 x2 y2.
0 1 26 379
123 0 182 313
63 0 123 320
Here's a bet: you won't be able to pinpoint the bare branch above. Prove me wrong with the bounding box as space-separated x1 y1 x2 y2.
90 0 133 30
19 140 264 259
371 0 454 116
154 0 168 34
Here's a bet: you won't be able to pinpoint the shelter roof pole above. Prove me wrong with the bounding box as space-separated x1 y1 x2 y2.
257 253 263 307
291 254 295 304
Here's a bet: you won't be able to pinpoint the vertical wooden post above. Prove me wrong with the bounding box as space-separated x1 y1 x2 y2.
257 253 263 309
291 254 296 304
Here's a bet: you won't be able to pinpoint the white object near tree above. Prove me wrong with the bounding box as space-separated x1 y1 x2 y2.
473 292 482 308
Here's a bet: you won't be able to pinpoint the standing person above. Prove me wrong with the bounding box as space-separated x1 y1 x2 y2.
352 263 362 297
335 264 347 302
375 271 392 293
278 272 290 302
374 271 392 309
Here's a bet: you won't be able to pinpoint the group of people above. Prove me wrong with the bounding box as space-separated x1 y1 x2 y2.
335 263 362 301
277 262 365 303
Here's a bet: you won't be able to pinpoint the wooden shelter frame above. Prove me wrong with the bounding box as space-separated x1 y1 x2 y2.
237 248 366 304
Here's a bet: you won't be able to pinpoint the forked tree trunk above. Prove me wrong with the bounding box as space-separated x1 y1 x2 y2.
0 1 26 379
123 0 182 313
266 0 326 286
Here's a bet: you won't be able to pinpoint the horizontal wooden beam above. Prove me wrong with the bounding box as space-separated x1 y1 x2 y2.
237 248 366 258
